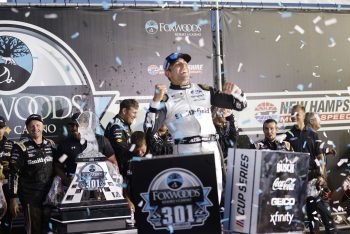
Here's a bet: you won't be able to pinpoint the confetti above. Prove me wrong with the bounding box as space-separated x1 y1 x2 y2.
44 13 58 19
138 200 143 207
297 84 304 91
324 18 337 26
275 34 281 42
25 12 30 18
129 144 136 152
118 23 127 27
168 225 174 233
11 8 19 13
58 154 68 163
308 82 313 88
86 208 91 216
132 156 142 161
101 1 111 10
337 158 348 167
328 37 336 48
220 218 229 223
112 13 117 21
336 187 342 192
192 2 199 11
115 56 122 65
199 38 205 47
99 80 105 88
303 140 307 149
237 62 243 72
294 25 305 34
313 16 322 24
314 26 323 34
185 36 191 44
300 40 306 49
259 74 267 79
254 30 260 33
312 72 320 78
280 12 292 18
70 32 80 39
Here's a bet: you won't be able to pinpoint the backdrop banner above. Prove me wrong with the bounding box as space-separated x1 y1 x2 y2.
0 7 213 140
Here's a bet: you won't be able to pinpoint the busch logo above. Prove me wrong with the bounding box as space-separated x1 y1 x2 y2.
272 178 296 191
270 211 294 225
276 157 295 173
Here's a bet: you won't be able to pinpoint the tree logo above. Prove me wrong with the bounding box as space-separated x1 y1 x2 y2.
0 35 33 93
145 20 159 34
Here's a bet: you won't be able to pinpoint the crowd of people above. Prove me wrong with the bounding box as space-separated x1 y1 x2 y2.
0 52 342 234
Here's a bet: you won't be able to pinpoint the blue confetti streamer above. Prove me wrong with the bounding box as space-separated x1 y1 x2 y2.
308 82 312 88
86 207 91 216
297 84 304 91
336 187 342 192
71 32 80 39
115 56 122 65
132 156 142 161
49 222 53 230
221 218 229 223
168 225 174 233
303 140 307 149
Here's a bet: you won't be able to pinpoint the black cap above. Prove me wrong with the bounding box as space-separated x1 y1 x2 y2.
25 114 43 126
0 116 6 128
163 52 191 70
67 113 80 126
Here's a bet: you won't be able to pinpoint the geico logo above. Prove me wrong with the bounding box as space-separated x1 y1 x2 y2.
159 23 202 32
271 197 295 206
0 95 84 120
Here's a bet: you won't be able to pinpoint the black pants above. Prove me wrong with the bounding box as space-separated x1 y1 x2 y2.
0 184 13 234
306 196 337 234
22 203 51 234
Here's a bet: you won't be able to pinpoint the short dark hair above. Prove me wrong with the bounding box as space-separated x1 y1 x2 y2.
304 112 317 126
263 119 278 129
130 131 146 149
119 99 139 113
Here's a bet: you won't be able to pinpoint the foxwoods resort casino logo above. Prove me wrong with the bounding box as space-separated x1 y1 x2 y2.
0 35 33 94
145 19 202 37
78 163 106 191
141 168 212 231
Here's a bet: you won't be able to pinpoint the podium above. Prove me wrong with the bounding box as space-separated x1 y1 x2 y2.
224 149 309 234
51 152 131 233
130 153 221 234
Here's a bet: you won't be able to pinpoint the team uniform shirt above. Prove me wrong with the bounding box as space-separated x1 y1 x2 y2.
9 137 55 205
147 132 174 156
0 136 14 179
144 83 247 200
214 114 237 159
285 125 322 180
56 134 114 176
105 114 132 175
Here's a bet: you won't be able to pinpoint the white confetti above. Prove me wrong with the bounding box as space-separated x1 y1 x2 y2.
185 36 191 44
99 80 105 88
175 37 182 42
337 68 343 73
115 56 122 65
155 51 160 57
112 13 117 21
199 38 205 47
323 131 328 138
11 8 19 13
275 34 281 42
138 200 143 207
44 13 58 19
294 25 305 34
313 16 322 24
314 26 323 34
237 62 243 72
254 30 260 33
58 154 68 163
324 18 337 26
118 23 127 27
129 144 136 152
312 72 320 78
71 32 80 39
337 158 348 167
25 12 30 18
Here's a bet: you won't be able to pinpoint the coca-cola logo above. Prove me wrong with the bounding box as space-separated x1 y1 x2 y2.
272 178 296 191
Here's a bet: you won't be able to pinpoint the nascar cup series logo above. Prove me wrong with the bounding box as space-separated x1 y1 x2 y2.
145 19 202 37
141 168 212 231
78 163 106 190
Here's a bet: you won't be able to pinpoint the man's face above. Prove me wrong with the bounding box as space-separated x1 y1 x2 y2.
26 120 43 139
311 114 321 130
165 58 190 86
122 107 138 125
68 123 80 139
133 143 147 157
291 107 305 124
263 122 277 141
0 127 5 140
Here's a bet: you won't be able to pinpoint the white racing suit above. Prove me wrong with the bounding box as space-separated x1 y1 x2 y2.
144 83 247 201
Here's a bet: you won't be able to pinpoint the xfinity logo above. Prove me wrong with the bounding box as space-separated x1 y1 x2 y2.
272 178 296 191
276 157 295 173
271 197 295 206
270 211 294 225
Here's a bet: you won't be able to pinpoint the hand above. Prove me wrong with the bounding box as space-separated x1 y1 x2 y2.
10 198 20 217
153 84 167 102
223 82 234 94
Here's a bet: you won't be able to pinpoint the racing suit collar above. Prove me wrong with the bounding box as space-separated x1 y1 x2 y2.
170 83 191 90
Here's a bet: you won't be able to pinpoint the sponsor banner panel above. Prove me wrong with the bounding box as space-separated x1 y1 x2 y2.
130 153 221 234
224 149 309 233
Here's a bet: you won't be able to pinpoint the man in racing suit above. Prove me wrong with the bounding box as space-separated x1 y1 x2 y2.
0 116 14 233
144 52 247 201
9 114 55 234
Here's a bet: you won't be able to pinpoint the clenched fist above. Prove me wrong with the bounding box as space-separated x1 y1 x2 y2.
153 84 167 102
